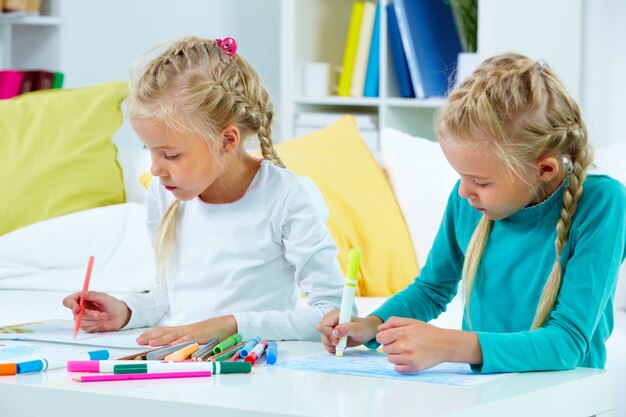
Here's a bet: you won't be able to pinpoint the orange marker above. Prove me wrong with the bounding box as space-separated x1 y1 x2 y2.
73 256 94 339
164 343 200 361
0 363 17 376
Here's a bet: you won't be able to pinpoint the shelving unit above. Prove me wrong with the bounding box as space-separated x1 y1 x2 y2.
278 0 583 150
0 0 61 70
279 0 446 151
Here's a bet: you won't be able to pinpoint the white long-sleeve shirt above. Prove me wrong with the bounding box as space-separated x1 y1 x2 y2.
123 160 345 341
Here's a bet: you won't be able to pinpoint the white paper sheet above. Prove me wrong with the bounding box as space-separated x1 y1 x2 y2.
276 349 511 386
0 319 147 348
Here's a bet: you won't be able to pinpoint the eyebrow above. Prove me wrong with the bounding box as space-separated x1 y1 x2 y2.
459 173 491 181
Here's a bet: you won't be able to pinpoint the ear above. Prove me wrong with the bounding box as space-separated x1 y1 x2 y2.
220 125 240 153
535 155 561 183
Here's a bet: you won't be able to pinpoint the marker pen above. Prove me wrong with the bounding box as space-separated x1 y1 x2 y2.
244 341 268 365
239 337 261 358
145 341 196 360
266 341 278 365
17 350 109 374
212 333 242 354
336 249 361 357
113 361 251 374
67 360 147 373
73 371 212 383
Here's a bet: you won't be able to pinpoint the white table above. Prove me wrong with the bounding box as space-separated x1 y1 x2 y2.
0 342 615 417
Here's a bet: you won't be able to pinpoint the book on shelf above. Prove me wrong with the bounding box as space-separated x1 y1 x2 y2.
0 69 63 99
386 3 414 98
337 1 365 97
363 2 381 98
20 70 53 94
350 1 376 97
393 0 463 98
0 70 24 99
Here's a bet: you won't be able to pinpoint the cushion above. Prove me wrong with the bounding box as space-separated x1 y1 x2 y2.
276 116 418 296
0 81 128 235
380 127 459 267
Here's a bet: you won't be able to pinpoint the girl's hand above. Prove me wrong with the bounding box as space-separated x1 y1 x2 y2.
376 317 448 372
316 309 382 353
62 291 131 333
377 317 483 373
135 315 238 347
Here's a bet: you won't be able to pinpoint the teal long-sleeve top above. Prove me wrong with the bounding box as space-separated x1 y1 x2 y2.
371 174 626 373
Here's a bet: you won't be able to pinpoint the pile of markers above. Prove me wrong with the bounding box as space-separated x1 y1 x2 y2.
69 334 278 383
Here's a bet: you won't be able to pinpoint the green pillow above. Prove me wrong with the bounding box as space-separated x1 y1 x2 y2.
0 81 128 235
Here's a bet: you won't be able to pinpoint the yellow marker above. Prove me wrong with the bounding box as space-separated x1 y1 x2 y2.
163 342 200 361
336 249 361 357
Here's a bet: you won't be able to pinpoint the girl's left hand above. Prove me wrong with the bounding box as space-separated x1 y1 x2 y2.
136 315 238 347
376 317 448 373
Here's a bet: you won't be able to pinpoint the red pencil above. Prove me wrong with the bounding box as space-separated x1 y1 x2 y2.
73 256 95 339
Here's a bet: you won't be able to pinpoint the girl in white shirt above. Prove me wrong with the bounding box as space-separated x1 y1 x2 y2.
63 36 344 344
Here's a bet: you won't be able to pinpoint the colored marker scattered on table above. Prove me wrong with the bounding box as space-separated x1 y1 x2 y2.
336 248 361 357
73 371 212 383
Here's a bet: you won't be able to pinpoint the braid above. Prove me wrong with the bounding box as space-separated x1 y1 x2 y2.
531 125 591 328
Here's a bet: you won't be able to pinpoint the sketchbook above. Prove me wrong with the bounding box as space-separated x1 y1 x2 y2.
0 319 147 349
275 349 510 386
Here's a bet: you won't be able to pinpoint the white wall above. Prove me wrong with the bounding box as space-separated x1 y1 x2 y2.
581 0 626 148
41 0 626 149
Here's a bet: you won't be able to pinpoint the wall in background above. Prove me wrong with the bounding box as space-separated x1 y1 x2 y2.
50 0 625 148
582 0 626 147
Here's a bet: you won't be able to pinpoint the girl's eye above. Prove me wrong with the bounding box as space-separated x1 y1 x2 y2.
164 154 180 161
475 181 489 188
142 145 148 150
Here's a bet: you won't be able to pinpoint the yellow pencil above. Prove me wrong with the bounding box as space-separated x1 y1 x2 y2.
163 342 200 361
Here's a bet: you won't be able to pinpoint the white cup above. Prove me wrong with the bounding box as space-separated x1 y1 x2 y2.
302 62 331 97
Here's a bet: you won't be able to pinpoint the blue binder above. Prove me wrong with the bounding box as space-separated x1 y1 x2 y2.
386 3 414 98
394 0 463 97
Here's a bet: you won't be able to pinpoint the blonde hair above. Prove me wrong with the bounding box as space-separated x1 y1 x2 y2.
437 53 593 329
126 36 284 284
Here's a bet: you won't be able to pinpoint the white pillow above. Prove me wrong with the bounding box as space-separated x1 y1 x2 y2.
0 203 155 293
380 127 458 267
593 141 626 311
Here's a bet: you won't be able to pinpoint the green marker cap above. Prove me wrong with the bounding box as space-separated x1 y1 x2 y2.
114 364 148 374
215 361 252 374
213 333 243 354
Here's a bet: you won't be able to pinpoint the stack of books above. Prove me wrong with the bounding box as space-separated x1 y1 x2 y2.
0 70 64 100
338 0 463 99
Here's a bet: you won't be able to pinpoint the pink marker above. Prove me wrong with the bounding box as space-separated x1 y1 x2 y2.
244 341 268 365
72 370 212 383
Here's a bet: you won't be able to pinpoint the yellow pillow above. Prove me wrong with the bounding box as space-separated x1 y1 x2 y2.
0 81 127 235
276 115 418 296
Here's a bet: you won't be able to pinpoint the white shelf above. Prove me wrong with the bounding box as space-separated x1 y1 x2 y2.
279 0 583 152
0 14 60 26
0 1 61 70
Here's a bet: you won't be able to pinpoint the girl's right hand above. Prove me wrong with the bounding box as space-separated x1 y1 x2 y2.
316 309 382 354
62 291 131 333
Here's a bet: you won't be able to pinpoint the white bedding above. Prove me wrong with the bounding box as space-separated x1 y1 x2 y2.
0 203 155 293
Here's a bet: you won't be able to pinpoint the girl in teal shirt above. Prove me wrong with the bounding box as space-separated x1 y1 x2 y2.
318 53 626 373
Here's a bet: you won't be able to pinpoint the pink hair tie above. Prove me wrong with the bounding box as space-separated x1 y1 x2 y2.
215 37 238 56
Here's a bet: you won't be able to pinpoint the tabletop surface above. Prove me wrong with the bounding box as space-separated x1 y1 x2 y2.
0 341 615 417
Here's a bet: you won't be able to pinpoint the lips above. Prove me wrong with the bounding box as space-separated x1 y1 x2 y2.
162 184 177 191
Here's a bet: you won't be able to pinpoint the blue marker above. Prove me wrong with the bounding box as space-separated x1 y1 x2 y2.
239 337 261 359
16 349 109 374
266 341 278 365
